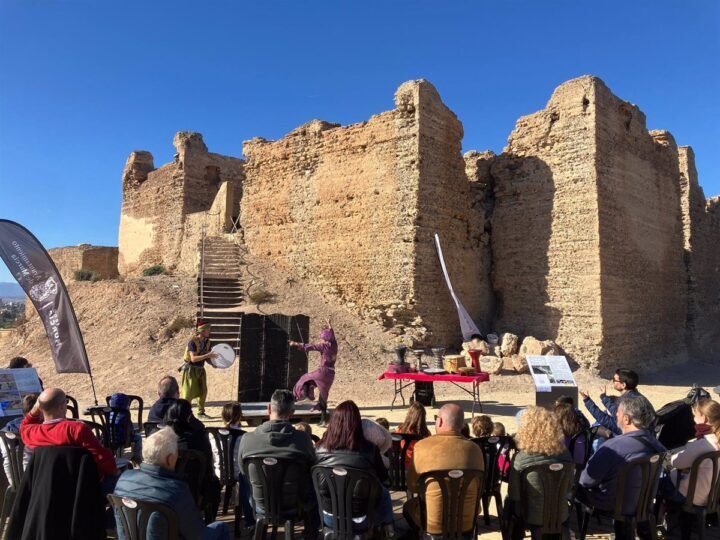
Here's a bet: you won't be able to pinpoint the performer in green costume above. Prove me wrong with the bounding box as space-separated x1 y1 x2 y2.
181 320 217 418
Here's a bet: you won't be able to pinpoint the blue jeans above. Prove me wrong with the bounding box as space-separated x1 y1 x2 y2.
206 521 230 540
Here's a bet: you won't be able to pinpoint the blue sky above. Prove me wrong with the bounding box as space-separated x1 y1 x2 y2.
1 1 718 282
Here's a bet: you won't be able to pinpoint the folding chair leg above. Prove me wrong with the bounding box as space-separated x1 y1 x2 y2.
254 518 266 540
223 485 233 515
284 519 294 540
579 510 590 540
482 494 490 526
0 490 15 539
697 510 707 540
494 491 504 526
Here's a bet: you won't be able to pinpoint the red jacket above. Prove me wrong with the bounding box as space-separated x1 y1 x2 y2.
20 413 117 478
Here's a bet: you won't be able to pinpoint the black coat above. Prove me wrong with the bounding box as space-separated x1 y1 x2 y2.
8 446 105 540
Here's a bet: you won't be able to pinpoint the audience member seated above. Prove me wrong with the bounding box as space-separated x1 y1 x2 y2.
492 422 506 437
362 417 392 468
578 394 665 518
8 356 43 388
20 387 118 491
555 395 591 430
113 426 229 540
580 369 643 435
667 398 720 506
395 401 431 466
504 406 572 538
404 403 485 537
1 393 38 486
239 389 318 532
316 400 394 535
164 399 221 518
210 401 244 479
295 421 318 443
471 414 493 439
148 376 179 423
375 417 390 431
555 402 587 466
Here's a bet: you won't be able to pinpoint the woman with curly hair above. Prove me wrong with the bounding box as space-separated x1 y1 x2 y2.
504 406 572 539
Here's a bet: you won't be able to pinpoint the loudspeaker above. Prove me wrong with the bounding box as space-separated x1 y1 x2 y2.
238 314 309 402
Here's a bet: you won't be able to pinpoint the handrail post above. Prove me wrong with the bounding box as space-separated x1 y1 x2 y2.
200 215 206 319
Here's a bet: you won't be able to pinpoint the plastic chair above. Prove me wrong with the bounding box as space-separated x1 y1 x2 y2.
679 449 720 540
143 422 161 438
108 493 180 540
505 461 575 540
244 456 309 540
65 394 80 419
176 449 208 507
388 433 422 491
0 431 26 538
416 468 484 540
472 435 515 526
87 405 134 456
106 394 145 432
577 452 665 540
206 427 244 514
80 419 109 447
311 464 384 540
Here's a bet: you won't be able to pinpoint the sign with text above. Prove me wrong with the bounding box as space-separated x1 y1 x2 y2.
0 368 42 416
526 355 576 393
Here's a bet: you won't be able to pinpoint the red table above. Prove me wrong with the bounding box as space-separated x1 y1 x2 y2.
378 371 490 415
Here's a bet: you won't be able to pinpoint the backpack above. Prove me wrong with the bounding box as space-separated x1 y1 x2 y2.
107 392 132 448
655 385 710 450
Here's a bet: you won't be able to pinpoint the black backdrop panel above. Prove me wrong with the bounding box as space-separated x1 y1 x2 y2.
238 314 309 402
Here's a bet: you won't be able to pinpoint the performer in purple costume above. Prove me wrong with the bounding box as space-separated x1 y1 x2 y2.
289 323 338 416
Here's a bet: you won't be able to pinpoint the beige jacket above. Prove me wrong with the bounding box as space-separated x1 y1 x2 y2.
671 433 719 506
405 432 484 534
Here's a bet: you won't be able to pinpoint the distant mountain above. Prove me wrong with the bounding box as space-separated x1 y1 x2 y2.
0 282 24 299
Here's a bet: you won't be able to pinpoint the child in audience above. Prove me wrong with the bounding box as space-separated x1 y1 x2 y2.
375 417 390 430
461 423 471 438
492 422 506 437
222 401 243 429
295 421 320 443
394 402 431 465
471 415 493 438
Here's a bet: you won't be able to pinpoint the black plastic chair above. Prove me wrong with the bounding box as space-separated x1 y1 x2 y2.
80 419 109 447
679 449 720 540
206 427 244 515
416 468 484 540
0 431 26 538
176 449 208 508
143 422 161 438
87 405 134 456
577 452 665 540
388 433 422 491
106 394 145 432
311 464 384 540
65 394 80 419
473 435 515 526
505 461 575 540
245 456 310 540
108 493 180 540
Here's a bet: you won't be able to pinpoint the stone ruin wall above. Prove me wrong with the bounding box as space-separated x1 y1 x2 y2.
241 81 490 345
118 132 244 276
594 83 687 370
680 147 720 358
490 77 604 370
115 76 719 371
48 245 119 283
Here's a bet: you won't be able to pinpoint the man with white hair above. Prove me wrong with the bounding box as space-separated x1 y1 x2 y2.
113 427 229 540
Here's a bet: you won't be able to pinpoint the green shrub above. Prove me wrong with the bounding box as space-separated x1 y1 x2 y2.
164 315 194 339
74 269 97 282
248 286 274 304
143 265 167 276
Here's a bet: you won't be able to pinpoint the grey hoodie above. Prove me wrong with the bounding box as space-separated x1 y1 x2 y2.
239 419 316 465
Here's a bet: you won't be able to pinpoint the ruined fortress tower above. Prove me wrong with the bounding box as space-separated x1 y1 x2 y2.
118 76 720 373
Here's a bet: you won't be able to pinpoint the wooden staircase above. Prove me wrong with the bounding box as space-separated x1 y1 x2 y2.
197 235 244 357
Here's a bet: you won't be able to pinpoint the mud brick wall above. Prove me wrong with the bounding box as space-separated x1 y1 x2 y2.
49 245 119 282
594 83 688 371
118 132 244 276
241 80 489 345
680 145 720 358
491 76 604 369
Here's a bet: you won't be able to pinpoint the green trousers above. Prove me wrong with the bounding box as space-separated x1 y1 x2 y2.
181 364 207 414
